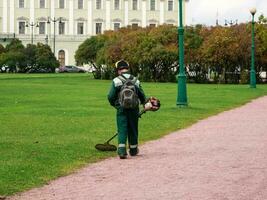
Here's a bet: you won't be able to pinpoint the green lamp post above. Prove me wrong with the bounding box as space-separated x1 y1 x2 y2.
176 0 188 106
250 8 257 88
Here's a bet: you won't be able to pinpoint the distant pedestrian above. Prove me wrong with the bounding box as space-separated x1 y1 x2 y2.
108 60 146 159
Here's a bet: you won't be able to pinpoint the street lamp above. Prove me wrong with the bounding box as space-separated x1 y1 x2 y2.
176 0 188 106
47 17 62 55
250 8 257 88
26 21 39 44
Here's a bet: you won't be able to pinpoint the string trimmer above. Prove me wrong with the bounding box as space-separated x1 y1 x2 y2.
95 97 160 151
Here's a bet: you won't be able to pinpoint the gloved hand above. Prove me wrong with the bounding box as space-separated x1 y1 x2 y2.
144 102 153 111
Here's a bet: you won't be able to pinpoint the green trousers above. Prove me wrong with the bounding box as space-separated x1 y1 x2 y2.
116 108 139 155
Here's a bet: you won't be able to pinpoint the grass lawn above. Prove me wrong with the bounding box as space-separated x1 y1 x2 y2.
0 73 267 196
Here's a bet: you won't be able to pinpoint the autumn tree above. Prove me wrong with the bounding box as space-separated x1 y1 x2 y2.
75 23 267 83
184 25 206 83
255 15 267 82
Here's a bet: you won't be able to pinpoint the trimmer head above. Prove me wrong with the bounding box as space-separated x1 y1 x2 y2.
95 143 117 151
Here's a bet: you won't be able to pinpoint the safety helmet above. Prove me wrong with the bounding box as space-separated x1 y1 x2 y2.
115 60 129 70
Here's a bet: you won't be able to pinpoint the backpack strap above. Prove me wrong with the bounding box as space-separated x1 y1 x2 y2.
131 76 137 84
118 74 131 81
118 75 127 83
118 74 137 86
127 75 137 85
123 74 137 81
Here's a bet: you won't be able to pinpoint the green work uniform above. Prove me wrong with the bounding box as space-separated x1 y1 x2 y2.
108 73 146 156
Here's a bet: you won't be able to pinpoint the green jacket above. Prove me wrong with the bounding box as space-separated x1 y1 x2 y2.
108 73 146 109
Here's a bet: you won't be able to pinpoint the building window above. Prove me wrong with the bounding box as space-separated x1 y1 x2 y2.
149 23 156 28
40 0 45 8
114 23 120 31
19 0 25 8
77 22 84 34
59 22 65 34
19 22 26 34
132 23 138 29
114 0 120 10
132 0 137 10
96 23 102 34
96 0 101 9
168 0 173 11
59 0 65 9
78 0 83 9
150 0 155 11
39 22 46 34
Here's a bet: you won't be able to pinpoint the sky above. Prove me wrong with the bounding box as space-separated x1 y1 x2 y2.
185 0 267 26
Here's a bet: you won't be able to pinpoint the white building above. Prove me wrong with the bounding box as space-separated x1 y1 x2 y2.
0 0 184 66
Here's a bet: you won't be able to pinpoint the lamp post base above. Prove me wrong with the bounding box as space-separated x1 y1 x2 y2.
176 102 188 107
176 74 188 106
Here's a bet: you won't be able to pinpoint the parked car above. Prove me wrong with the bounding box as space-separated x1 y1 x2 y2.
57 65 86 73
27 68 53 73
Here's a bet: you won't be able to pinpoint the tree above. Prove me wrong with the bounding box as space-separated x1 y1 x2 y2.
0 39 59 73
255 17 267 82
199 26 241 83
0 44 5 55
35 43 59 72
184 25 206 83
19 44 38 72
5 38 24 52
76 26 177 81
0 39 25 72
75 23 267 83
0 51 25 72
75 35 106 65
103 25 178 82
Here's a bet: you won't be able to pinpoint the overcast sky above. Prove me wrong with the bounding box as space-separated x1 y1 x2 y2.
185 0 267 26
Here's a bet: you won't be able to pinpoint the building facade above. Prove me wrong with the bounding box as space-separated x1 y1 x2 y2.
0 0 183 66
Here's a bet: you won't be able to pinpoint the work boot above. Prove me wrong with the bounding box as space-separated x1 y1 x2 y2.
129 147 139 156
118 147 127 159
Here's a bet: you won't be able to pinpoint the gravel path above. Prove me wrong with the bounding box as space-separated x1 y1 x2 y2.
8 96 267 200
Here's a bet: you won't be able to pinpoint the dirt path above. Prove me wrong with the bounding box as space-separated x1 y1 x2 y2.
8 96 267 200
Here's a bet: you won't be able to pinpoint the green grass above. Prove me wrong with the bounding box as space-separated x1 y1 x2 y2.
0 73 267 196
